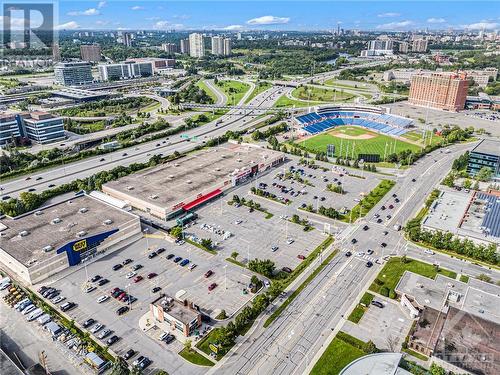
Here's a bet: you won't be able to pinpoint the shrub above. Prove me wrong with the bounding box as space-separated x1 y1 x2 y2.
380 286 390 297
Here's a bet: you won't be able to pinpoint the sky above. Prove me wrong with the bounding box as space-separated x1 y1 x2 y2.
6 1 500 32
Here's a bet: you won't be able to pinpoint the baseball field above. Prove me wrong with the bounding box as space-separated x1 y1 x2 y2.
296 126 421 158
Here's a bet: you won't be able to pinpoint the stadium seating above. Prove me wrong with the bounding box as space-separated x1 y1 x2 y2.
297 110 413 136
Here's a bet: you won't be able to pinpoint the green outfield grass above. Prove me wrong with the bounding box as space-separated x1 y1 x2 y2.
403 130 443 147
297 126 421 158
292 85 355 102
216 80 251 105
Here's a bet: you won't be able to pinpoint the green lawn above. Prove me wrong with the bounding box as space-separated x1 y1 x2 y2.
310 334 365 375
369 257 457 297
347 293 374 323
179 348 215 366
324 79 373 91
245 81 272 104
297 126 421 159
403 348 429 362
292 85 355 102
216 80 251 105
459 275 470 283
403 130 443 147
274 94 322 108
196 80 219 103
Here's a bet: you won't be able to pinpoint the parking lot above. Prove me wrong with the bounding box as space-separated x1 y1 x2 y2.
252 156 384 213
187 200 327 270
38 228 263 374
342 297 413 351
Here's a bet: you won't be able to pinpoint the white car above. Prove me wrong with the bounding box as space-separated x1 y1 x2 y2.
424 249 435 255
234 220 243 225
52 296 65 304
90 323 103 333
264 280 271 288
22 305 36 315
356 251 365 257
159 332 169 341
286 238 294 245
126 271 137 279
271 246 279 252
85 285 96 293
188 264 197 271
97 295 110 303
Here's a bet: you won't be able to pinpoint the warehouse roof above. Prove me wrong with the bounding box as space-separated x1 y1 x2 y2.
0 194 138 267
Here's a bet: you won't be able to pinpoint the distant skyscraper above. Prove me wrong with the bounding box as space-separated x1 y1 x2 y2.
399 41 409 53
189 33 204 58
211 36 231 56
180 39 190 54
237 32 242 40
52 43 61 62
223 38 231 56
122 32 132 47
80 44 101 62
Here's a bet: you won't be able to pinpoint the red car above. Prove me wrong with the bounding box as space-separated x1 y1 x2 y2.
147 273 157 279
208 283 217 291
297 255 306 260
133 275 143 283
389 204 394 209
204 270 213 278
117 292 126 300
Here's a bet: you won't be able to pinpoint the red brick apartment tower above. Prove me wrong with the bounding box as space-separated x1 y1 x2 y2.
408 72 469 111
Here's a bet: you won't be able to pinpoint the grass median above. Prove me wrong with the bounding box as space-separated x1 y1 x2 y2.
179 347 215 366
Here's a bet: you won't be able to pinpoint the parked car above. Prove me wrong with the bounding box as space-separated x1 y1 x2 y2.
297 255 306 260
151 287 161 293
366 261 373 268
97 278 109 286
90 275 102 282
126 272 137 279
166 254 175 260
148 252 158 259
117 306 129 315
138 357 151 370
282 267 292 273
123 258 133 265
371 300 384 308
345 251 352 257
208 283 217 291
131 264 143 271
363 225 369 231
123 349 136 360
90 323 103 333
381 242 387 248
188 264 197 271
60 302 76 312
112 264 123 271
164 334 175 344
204 270 213 278
156 248 166 255
173 256 182 263
147 273 157 279
97 329 112 339
133 276 143 283
179 259 190 267
351 238 357 244
82 318 96 328
97 295 109 303
107 335 120 346
132 356 145 367
367 249 374 255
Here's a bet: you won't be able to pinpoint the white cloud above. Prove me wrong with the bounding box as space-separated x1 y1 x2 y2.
131 6 144 11
377 12 400 18
95 20 109 26
97 1 106 9
56 21 79 30
224 24 244 30
68 8 100 16
247 15 290 25
427 18 446 24
377 20 413 30
462 21 498 30
153 20 183 29
1 15 43 30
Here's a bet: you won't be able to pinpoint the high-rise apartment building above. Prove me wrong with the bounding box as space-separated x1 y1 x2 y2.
211 36 231 56
398 41 409 53
180 39 190 54
189 33 204 58
122 32 132 47
412 39 428 53
361 38 394 57
408 72 469 111
223 38 232 56
80 44 101 62
54 62 93 86
162 43 177 54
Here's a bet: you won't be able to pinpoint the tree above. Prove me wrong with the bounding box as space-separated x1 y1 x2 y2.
463 179 472 189
200 238 213 250
429 363 447 375
477 273 493 283
184 339 192 352
248 259 276 278
231 251 239 260
363 340 377 354
170 226 183 239
475 166 492 182
110 357 129 375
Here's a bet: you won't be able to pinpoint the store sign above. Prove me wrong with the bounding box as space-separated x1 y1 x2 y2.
73 239 87 252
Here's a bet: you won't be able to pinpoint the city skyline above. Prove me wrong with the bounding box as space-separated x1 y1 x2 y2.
47 1 500 32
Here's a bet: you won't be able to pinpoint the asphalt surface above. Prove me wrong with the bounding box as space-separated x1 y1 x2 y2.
0 85 285 199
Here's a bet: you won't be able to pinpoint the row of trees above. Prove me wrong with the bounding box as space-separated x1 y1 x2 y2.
251 121 288 141
170 83 214 105
58 97 154 117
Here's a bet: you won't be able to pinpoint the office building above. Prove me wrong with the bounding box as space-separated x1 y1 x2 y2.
466 68 498 88
80 44 101 63
54 61 93 86
52 43 61 62
162 43 177 54
188 33 204 58
0 114 21 146
467 139 500 181
20 112 65 144
412 38 428 53
0 193 141 285
180 39 190 54
408 72 468 111
127 57 175 73
361 38 394 57
150 295 202 337
98 61 153 81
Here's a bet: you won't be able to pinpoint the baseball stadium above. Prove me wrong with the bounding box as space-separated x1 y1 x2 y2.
294 105 423 160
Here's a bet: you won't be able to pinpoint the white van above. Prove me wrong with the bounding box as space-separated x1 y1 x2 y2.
27 308 43 322
37 314 52 325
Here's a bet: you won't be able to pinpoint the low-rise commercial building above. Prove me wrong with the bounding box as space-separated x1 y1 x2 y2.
54 62 93 86
0 194 141 285
98 60 153 81
102 143 285 221
467 139 500 181
0 113 21 146
150 295 202 337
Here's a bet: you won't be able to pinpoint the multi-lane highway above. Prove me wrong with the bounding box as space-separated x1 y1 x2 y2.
0 85 288 199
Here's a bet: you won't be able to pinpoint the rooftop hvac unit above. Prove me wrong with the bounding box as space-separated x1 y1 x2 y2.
126 186 134 190
237 159 242 162
52 217 62 224
168 175 174 179
43 245 53 253
186 180 192 184
76 230 87 238
34 211 43 216
19 230 29 237
79 207 88 213
150 195 159 199
215 168 221 172
103 219 113 225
